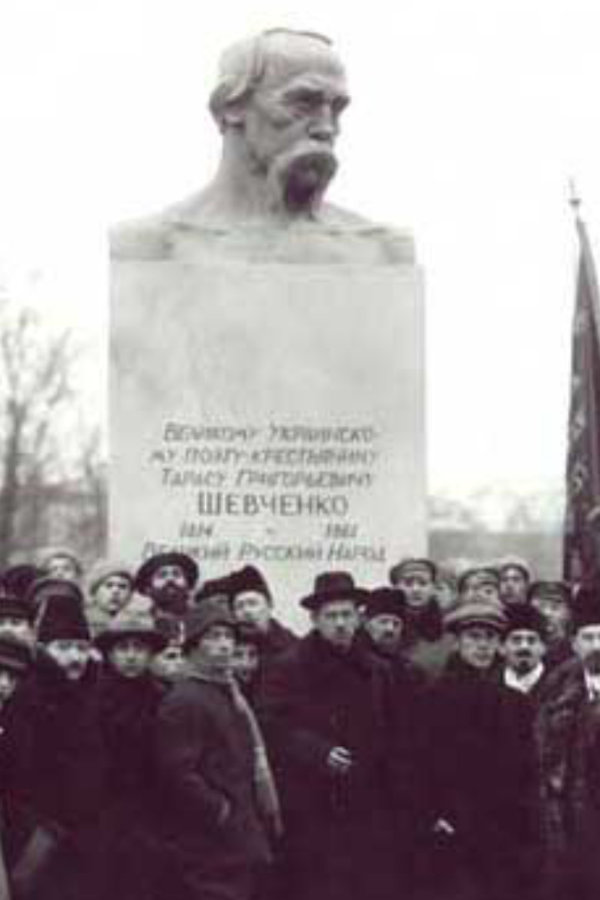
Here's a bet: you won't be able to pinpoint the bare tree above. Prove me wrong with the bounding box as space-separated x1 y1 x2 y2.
0 301 74 566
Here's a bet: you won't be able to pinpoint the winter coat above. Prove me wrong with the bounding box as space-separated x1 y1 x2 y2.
424 654 540 899
536 657 600 899
154 673 271 895
257 631 404 900
94 668 167 900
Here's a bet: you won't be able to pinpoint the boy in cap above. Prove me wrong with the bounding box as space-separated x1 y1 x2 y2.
154 600 274 900
457 564 502 605
529 579 573 669
537 583 600 899
424 600 538 900
259 572 404 900
37 547 83 584
94 608 168 900
498 555 532 608
389 558 453 678
85 559 135 636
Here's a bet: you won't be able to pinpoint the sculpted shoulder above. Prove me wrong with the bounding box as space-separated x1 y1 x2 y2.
110 200 416 266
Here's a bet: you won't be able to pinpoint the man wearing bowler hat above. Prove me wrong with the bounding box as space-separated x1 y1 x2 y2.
258 571 402 900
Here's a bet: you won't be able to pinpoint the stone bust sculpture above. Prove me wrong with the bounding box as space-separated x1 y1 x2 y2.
113 28 414 264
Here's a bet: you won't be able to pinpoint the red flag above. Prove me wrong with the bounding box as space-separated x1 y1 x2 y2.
563 211 600 584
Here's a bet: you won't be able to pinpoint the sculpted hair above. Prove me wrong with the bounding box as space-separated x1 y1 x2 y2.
209 28 333 131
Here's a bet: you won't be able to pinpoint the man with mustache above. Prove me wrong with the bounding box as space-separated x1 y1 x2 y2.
113 29 413 264
500 604 549 704
537 584 600 899
134 551 199 622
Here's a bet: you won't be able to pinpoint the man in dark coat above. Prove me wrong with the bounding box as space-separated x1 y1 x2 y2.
258 571 403 900
154 601 273 900
228 565 297 666
425 600 539 900
536 584 600 900
499 603 551 705
15 587 106 900
94 607 169 900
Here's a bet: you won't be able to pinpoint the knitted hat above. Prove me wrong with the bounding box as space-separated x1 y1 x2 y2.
95 606 167 654
0 635 33 675
37 546 83 578
364 587 407 621
183 600 238 651
300 571 369 611
134 552 199 594
504 604 547 638
229 566 272 605
497 555 532 582
389 557 437 585
87 559 134 596
37 594 90 644
444 600 507 635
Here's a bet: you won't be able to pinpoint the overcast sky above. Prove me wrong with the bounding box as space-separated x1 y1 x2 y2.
1 0 599 499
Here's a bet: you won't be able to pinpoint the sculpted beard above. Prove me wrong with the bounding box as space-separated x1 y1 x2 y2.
267 141 338 213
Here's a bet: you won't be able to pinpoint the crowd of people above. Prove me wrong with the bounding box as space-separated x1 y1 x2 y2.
0 546 597 900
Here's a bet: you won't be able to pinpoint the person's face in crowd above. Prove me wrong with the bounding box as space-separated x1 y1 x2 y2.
149 565 190 613
499 567 529 607
46 555 80 583
241 37 349 211
232 591 271 635
188 625 236 672
531 595 570 641
364 614 404 655
151 642 185 681
435 579 456 612
456 625 501 671
108 637 152 679
0 667 19 705
397 569 434 610
503 629 546 675
312 599 359 650
0 616 34 644
461 575 500 605
95 576 132 617
573 624 600 674
231 641 260 685
45 639 90 681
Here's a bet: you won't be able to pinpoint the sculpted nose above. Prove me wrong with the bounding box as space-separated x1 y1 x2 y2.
308 106 338 142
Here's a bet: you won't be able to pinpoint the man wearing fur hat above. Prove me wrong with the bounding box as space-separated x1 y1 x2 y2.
258 571 404 900
94 608 168 900
500 604 550 703
154 600 274 900
424 600 538 900
536 583 600 899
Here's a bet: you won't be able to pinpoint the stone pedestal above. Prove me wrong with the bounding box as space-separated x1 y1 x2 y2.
110 256 425 627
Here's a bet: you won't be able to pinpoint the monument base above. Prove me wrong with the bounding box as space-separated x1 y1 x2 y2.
110 258 425 627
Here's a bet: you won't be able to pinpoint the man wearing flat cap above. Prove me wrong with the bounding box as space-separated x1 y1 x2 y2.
537 583 600 899
258 571 403 900
154 600 274 900
423 600 538 900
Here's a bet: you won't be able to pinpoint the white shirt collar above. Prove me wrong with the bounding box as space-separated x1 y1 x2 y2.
584 670 600 700
504 662 545 694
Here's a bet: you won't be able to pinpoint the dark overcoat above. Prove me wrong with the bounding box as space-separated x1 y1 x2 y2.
424 654 539 900
536 657 600 900
154 674 271 900
257 630 407 900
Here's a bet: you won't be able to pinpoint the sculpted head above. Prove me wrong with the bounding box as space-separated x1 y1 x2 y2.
209 29 350 215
